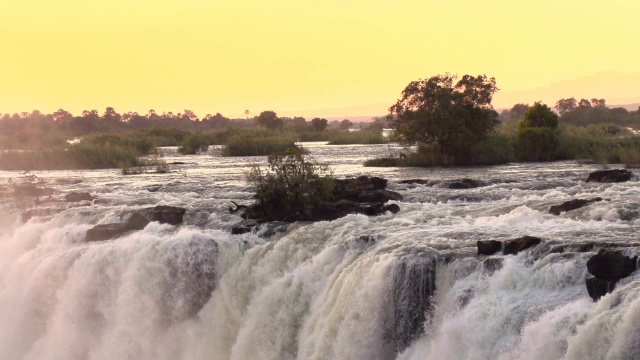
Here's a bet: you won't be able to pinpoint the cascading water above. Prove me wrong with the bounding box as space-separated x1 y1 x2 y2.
1 144 640 360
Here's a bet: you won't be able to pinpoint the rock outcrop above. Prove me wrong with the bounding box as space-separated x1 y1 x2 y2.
65 192 94 202
477 240 502 255
549 197 603 215
585 249 638 301
85 205 186 241
586 169 632 183
236 176 402 225
503 236 542 255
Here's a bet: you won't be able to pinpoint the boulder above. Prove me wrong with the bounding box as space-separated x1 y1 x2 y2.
231 219 260 235
65 192 94 202
356 190 403 203
586 169 632 183
384 204 401 214
399 179 432 185
586 249 637 280
549 197 603 215
442 179 488 189
478 240 502 255
140 205 186 225
585 277 617 301
85 212 150 241
503 236 542 255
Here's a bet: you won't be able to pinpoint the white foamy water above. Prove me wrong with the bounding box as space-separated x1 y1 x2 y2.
1 143 640 359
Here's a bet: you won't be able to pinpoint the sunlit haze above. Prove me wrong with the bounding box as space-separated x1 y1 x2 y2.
2 0 639 118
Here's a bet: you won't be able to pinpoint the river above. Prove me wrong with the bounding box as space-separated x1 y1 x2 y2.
1 143 639 360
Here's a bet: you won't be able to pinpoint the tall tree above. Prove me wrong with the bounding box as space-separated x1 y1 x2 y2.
555 98 577 116
256 110 284 130
389 73 499 164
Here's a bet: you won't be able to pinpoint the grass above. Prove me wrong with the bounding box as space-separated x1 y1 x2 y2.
327 130 387 145
365 126 640 168
222 133 299 156
0 142 143 171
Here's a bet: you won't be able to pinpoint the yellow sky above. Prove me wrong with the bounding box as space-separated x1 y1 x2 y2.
1 0 639 118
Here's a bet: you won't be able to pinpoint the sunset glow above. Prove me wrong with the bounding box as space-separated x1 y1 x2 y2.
2 0 639 117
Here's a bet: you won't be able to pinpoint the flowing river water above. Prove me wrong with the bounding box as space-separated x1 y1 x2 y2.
1 143 640 360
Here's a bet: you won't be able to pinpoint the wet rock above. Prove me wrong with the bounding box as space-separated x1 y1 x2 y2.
392 254 437 353
65 192 94 202
503 236 542 255
399 179 433 185
231 219 260 235
586 249 637 281
147 186 161 192
355 189 403 203
85 212 150 241
21 208 64 222
477 240 502 255
585 277 617 301
442 179 488 189
384 203 401 214
481 257 504 274
140 205 186 225
586 169 632 183
242 176 402 223
549 197 603 215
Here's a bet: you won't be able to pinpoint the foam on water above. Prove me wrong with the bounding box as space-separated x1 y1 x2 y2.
1 145 640 359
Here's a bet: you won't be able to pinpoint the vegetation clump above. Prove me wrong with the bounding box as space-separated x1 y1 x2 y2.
389 73 501 165
222 133 299 157
246 147 335 221
515 102 560 161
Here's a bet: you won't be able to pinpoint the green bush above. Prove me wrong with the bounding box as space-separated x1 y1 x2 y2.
247 147 334 220
328 130 387 145
178 134 210 154
515 127 560 162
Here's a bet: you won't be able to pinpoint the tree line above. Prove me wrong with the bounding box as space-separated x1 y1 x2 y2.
387 73 640 166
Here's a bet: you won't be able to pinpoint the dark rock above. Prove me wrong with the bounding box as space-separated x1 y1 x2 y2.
399 179 432 185
229 201 249 213
169 161 186 165
478 240 502 255
65 192 94 202
391 254 437 353
586 169 632 183
21 208 65 222
586 249 637 280
86 223 133 241
442 179 488 189
85 212 150 241
585 277 617 301
355 190 403 203
481 257 504 274
127 212 151 229
140 205 186 225
549 197 603 215
231 219 260 235
384 204 401 214
503 236 542 255
147 186 161 192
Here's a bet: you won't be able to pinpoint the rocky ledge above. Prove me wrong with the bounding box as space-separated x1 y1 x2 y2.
231 176 402 234
85 205 186 241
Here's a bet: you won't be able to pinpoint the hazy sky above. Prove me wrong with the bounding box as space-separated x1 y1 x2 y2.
2 0 639 118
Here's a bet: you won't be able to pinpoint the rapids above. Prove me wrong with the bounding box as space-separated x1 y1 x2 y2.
1 143 640 360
